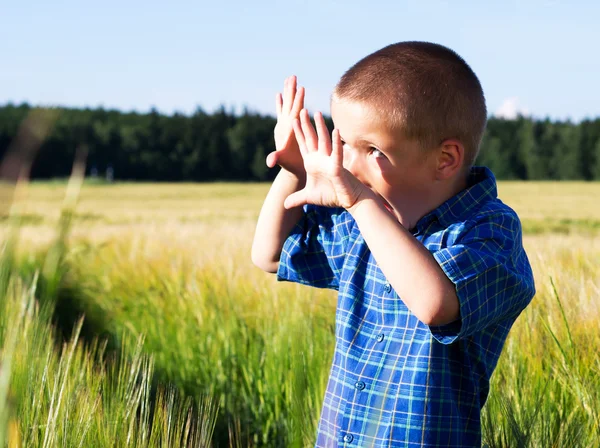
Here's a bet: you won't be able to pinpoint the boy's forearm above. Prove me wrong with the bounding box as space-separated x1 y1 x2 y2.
348 192 460 326
251 169 306 273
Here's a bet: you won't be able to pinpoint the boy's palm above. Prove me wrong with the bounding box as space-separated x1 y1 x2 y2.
267 76 305 177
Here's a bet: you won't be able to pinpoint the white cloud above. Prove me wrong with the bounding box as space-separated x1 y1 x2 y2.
494 97 530 119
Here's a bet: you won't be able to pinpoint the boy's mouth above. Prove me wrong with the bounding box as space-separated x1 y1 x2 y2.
378 195 394 214
368 188 396 217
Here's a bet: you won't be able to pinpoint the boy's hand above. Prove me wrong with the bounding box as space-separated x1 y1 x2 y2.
266 76 306 178
284 109 368 210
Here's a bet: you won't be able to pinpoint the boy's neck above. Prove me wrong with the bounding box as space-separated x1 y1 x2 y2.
393 175 469 231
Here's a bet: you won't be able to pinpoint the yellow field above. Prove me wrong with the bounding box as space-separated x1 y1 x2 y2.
5 180 600 243
1 180 599 446
4 180 600 321
4 179 599 343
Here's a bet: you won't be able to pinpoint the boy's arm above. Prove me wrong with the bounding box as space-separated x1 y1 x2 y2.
348 194 459 326
252 76 306 273
350 193 536 340
251 169 305 273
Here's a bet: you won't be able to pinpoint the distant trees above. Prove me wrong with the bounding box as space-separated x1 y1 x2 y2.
1 103 599 181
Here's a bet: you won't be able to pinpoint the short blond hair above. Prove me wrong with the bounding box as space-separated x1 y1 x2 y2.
334 42 487 168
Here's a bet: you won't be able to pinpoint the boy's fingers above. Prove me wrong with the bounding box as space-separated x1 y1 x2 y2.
300 109 318 152
315 112 331 156
281 77 289 114
276 93 283 119
292 119 308 156
332 129 343 166
291 86 305 117
284 76 296 113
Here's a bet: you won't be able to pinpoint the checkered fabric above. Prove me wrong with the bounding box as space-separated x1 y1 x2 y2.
277 166 536 447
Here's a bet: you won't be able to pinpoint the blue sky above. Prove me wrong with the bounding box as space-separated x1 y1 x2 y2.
1 0 598 121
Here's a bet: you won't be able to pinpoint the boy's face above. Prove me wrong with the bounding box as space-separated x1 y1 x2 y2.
330 98 438 219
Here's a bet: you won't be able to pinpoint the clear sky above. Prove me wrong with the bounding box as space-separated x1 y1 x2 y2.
2 0 598 121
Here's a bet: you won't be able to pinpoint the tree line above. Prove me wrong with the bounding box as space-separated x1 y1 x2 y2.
1 103 599 182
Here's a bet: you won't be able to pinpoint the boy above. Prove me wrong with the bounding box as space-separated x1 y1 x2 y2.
252 42 535 447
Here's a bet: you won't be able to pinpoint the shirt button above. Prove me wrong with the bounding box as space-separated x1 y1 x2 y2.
343 433 354 443
355 381 366 391
384 282 392 293
376 333 385 343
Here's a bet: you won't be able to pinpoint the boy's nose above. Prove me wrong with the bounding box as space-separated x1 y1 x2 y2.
343 150 366 183
342 149 357 173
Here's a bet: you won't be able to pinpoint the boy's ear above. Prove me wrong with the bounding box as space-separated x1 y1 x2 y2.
435 139 464 180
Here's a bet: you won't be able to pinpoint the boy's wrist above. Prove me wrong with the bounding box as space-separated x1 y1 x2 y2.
279 167 306 186
347 188 378 216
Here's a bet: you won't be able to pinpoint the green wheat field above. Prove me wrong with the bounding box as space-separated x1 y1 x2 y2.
1 178 599 447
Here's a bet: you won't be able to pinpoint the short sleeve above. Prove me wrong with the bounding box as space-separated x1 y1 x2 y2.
429 211 536 344
276 204 355 290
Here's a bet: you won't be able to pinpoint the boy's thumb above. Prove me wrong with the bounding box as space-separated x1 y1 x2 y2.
284 191 305 209
266 151 278 168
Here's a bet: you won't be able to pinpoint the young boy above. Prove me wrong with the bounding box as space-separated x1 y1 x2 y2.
252 42 535 447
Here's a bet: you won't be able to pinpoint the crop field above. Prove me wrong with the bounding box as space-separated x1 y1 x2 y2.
1 179 599 447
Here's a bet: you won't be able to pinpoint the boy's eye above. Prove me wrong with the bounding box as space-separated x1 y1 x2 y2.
370 148 385 158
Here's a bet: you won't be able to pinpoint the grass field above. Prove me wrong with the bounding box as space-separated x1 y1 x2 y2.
1 179 599 447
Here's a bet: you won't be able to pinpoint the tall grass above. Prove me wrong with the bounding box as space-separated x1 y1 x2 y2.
2 181 600 446
0 271 219 447
56 236 335 446
0 169 219 447
25 228 595 447
482 237 600 447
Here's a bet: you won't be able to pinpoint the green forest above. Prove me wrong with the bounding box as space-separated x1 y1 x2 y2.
1 103 600 181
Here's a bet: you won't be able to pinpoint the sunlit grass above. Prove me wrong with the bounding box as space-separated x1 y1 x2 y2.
482 235 600 447
5 181 600 241
0 274 219 447
0 210 220 448
1 181 600 446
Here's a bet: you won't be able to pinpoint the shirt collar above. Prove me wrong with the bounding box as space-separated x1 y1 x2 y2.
414 166 498 232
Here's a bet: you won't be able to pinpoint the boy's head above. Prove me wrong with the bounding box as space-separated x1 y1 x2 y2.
333 41 487 168
329 41 487 223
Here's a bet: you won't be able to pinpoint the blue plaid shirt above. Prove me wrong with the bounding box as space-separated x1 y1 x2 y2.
277 166 536 447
